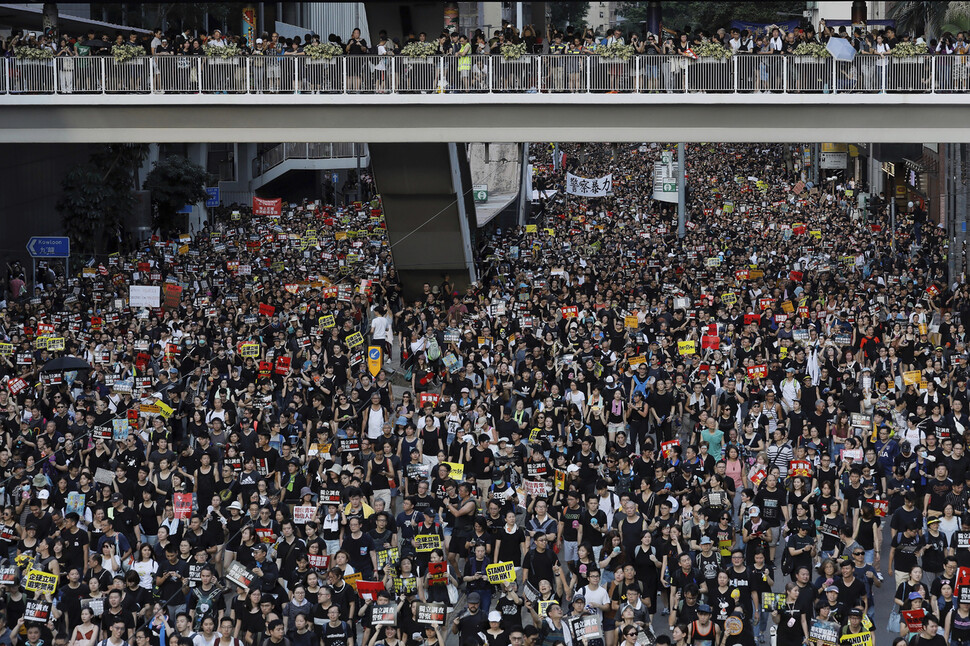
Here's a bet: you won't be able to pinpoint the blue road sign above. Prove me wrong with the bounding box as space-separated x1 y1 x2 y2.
176 204 193 214
205 187 220 208
332 172 339 184
27 237 70 258
368 347 381 361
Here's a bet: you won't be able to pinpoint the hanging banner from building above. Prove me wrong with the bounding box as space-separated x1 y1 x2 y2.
565 173 613 197
253 197 283 216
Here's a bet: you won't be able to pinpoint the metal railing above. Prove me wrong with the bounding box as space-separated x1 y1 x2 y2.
4 54 970 95
254 142 367 176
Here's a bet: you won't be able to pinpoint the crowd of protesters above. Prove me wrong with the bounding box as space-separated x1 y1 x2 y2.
0 139 963 646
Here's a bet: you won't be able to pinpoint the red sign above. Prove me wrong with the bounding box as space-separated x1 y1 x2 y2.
743 314 760 325
758 298 774 311
253 196 283 216
747 365 768 379
701 335 720 349
275 356 291 375
660 439 680 459
561 306 578 319
902 609 926 632
866 498 889 517
789 271 803 282
7 378 28 395
258 303 276 317
419 393 440 408
163 284 182 309
258 361 272 378
173 493 193 520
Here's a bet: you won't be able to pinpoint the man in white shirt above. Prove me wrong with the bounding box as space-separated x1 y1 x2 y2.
576 570 611 621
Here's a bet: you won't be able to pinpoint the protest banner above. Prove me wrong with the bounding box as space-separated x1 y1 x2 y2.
94 467 115 486
308 554 331 571
356 580 386 602
24 570 57 594
0 566 18 586
565 173 613 197
789 460 812 477
902 370 923 386
839 632 873 646
809 619 840 646
226 561 257 589
701 335 720 349
525 480 548 497
624 315 638 329
677 340 695 355
427 561 449 585
392 576 418 596
555 469 566 491
343 572 362 591
902 608 926 632
442 461 464 481
537 600 557 617
253 196 283 216
129 285 161 308
661 439 680 459
24 600 51 623
371 605 397 625
346 331 364 348
561 306 579 319
416 603 447 624
377 548 400 572
414 534 442 552
486 561 516 584
66 492 85 516
957 532 970 550
747 364 768 379
240 343 260 358
173 493 193 520
293 505 317 524
568 615 603 641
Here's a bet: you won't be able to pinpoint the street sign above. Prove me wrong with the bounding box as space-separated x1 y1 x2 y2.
331 172 340 184
205 187 220 208
473 184 488 203
176 204 193 214
27 237 70 258
662 182 678 192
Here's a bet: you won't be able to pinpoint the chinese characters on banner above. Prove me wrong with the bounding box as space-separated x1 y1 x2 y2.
253 197 283 216
565 173 613 197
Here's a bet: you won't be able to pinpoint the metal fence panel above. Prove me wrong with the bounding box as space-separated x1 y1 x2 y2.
105 58 150 93
11 59 55 93
734 55 782 93
886 55 932 92
785 56 833 93
154 55 199 93
201 57 246 93
492 55 539 92
686 57 734 92
589 55 634 92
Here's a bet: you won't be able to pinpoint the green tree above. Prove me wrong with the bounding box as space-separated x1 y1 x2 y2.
143 155 211 236
942 1 970 35
888 1 952 39
619 1 807 34
57 144 148 255
549 1 589 32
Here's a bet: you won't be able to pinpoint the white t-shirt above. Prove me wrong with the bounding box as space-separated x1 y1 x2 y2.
579 584 611 620
370 315 391 341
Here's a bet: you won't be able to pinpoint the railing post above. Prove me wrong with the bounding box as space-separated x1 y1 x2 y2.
390 57 396 94
488 57 493 92
684 59 690 92
294 57 299 93
51 58 59 94
438 56 444 93
634 56 640 93
342 56 347 93
733 55 738 93
586 57 591 92
537 55 543 93
931 55 936 93
245 57 251 93
832 59 837 94
197 57 203 93
782 58 788 93
101 57 106 93
148 58 155 94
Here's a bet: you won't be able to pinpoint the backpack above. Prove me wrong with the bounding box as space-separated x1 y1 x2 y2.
427 336 441 362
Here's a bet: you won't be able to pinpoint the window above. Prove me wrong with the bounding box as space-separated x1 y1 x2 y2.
600 11 604 18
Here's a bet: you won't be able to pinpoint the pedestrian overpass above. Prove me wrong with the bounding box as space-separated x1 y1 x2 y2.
3 53 967 293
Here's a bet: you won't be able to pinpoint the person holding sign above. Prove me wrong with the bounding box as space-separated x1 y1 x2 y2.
771 582 809 646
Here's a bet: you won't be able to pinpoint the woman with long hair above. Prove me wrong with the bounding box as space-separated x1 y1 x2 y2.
68 606 100 646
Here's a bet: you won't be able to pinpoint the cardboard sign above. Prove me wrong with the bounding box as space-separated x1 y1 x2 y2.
356 580 386 602
677 340 696 355
561 306 578 319
419 393 440 408
789 460 812 477
441 461 464 481
416 603 447 625
569 615 603 641
293 505 317 524
371 604 397 625
274 356 291 375
343 572 363 591
94 467 115 486
226 561 257 589
486 561 516 584
25 569 58 594
24 600 51 623
414 534 442 552
258 303 276 317
743 314 760 325
902 370 923 386
701 335 720 349
173 493 193 519
661 439 680 459
319 314 336 329
747 365 768 379
376 548 400 572
0 566 19 586
240 343 260 358
346 332 364 348
809 619 840 646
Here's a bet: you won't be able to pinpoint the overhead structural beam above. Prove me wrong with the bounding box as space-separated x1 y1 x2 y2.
2 101 970 143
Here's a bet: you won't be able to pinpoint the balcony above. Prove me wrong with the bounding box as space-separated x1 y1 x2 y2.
251 142 368 190
2 53 968 96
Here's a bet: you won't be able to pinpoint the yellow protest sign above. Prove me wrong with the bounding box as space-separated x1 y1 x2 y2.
902 370 922 386
809 230 822 239
544 228 555 236
345 332 364 348
335 232 347 241
155 400 174 419
0 343 12 356
624 316 639 329
721 293 737 306
555 469 566 490
414 534 442 552
485 561 516 584
319 314 335 329
628 356 646 366
678 340 696 355
343 572 362 591
34 337 49 350
442 461 464 481
25 569 58 594
781 301 795 314
839 632 873 646
525 225 537 233
240 343 260 358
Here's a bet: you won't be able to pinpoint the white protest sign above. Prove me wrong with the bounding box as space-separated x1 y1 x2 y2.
129 285 161 308
565 173 613 197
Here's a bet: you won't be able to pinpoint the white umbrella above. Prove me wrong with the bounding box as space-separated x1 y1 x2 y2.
826 37 857 61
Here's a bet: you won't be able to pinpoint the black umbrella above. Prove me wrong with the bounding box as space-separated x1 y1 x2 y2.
41 356 92 374
80 38 110 48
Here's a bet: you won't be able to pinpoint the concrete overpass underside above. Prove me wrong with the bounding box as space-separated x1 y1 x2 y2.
3 95 970 143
